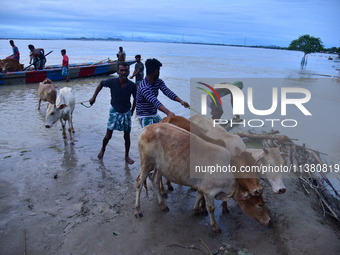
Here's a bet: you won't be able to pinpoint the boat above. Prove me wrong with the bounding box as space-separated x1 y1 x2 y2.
0 59 135 85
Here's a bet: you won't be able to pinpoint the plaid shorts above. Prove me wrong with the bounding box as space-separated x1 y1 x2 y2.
62 66 69 77
107 107 132 132
138 115 162 128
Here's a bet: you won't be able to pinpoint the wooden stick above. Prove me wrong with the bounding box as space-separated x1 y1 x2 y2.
23 50 53 70
235 131 295 141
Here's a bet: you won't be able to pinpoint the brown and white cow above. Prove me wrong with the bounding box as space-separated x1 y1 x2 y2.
0 59 24 72
161 115 262 197
45 87 75 144
246 148 287 194
135 123 270 233
160 115 226 194
38 78 57 110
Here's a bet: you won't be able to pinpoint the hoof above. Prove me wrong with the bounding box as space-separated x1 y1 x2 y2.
213 228 222 234
193 209 200 216
167 186 174 191
201 210 209 216
222 208 230 215
162 206 170 212
161 193 168 199
134 212 143 218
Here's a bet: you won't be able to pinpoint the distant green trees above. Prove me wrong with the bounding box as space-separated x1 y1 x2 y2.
288 34 324 68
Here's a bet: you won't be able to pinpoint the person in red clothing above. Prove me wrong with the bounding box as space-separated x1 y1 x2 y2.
61 49 70 82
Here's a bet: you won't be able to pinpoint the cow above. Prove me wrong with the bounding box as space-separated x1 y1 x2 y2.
37 78 57 110
189 115 287 194
246 148 287 194
161 115 262 197
159 115 225 195
45 87 75 144
135 123 270 233
0 59 24 72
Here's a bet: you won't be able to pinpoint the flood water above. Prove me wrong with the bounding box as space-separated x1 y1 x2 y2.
0 39 339 192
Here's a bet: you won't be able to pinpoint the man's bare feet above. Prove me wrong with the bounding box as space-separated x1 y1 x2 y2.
125 156 134 165
97 150 105 160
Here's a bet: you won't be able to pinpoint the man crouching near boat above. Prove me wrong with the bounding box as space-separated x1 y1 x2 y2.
28 44 46 70
89 62 136 164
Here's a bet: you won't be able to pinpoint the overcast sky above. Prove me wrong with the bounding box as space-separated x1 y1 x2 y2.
0 0 339 47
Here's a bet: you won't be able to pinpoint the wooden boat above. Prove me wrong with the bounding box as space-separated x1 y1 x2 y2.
0 59 135 85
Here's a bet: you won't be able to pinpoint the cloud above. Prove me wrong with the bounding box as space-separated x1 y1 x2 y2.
0 0 339 47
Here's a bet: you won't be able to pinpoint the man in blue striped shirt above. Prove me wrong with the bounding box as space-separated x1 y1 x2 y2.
136 58 189 128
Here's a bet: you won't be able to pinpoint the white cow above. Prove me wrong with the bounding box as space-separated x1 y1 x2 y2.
45 87 75 144
246 148 287 194
190 115 286 194
37 78 57 110
135 123 270 233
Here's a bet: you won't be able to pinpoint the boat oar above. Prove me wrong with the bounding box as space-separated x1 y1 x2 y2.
23 50 53 70
93 58 109 65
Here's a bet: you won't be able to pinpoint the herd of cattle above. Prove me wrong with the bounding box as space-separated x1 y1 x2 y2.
135 115 287 233
0 59 24 73
36 78 287 233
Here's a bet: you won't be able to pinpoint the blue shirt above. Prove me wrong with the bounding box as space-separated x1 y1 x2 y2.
136 78 178 117
101 78 136 113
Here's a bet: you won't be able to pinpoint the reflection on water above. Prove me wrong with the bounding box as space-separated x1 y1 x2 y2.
61 140 78 170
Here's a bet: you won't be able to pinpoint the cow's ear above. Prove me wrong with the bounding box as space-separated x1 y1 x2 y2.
234 184 251 201
263 148 269 154
58 104 67 109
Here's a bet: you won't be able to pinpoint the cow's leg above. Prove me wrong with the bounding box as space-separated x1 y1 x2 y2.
69 113 75 133
135 172 147 217
200 196 208 216
60 119 67 139
152 171 169 212
38 99 41 110
166 179 174 191
204 194 220 233
67 119 74 144
193 191 203 215
134 156 154 217
221 201 229 214
159 177 168 199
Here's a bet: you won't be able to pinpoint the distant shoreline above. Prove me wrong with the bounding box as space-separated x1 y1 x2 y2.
0 37 290 51
1 37 338 53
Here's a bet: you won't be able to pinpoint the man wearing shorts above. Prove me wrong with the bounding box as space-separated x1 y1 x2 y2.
136 58 189 128
89 62 136 164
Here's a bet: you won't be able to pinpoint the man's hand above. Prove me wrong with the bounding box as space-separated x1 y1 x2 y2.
166 111 175 117
180 100 190 108
89 97 96 105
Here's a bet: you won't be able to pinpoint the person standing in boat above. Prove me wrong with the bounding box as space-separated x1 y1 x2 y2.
129 54 144 86
89 62 136 164
116 46 126 62
61 49 70 82
136 58 190 128
208 81 244 121
6 40 20 61
28 44 46 70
